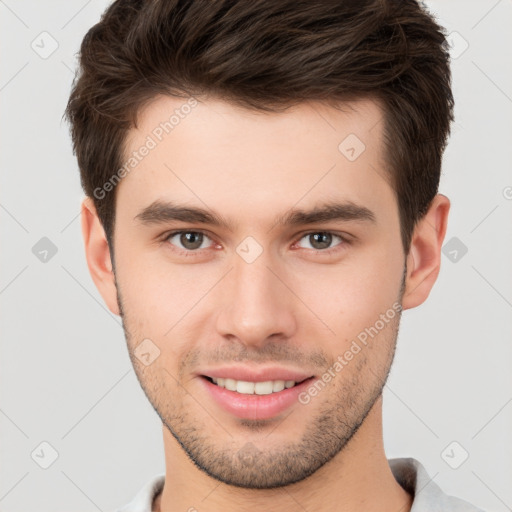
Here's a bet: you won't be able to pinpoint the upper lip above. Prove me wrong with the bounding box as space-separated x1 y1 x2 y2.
199 366 315 383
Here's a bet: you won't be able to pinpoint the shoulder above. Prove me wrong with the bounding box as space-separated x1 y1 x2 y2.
114 474 165 512
388 457 486 512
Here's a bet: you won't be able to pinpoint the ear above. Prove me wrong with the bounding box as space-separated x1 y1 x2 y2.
402 193 450 310
81 197 120 316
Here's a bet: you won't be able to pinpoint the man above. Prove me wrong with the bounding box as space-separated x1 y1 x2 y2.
65 0 485 510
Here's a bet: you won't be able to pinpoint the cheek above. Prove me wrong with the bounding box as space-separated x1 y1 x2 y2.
116 230 402 353
115 253 220 360
116 249 196 316
289 247 402 346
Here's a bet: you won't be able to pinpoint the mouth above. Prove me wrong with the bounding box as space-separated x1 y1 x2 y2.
201 375 313 395
199 374 316 420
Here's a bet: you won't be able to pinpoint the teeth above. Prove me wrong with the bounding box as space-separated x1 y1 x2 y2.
237 380 255 394
225 378 236 391
273 380 285 392
210 377 298 395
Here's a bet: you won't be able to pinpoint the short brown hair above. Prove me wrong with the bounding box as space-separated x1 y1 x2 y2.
64 0 454 256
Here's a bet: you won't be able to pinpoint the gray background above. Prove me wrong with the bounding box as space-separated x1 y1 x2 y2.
1 0 511 510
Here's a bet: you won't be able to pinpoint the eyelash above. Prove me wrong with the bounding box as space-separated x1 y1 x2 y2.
161 230 352 257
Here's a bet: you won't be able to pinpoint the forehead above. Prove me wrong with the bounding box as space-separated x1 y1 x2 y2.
117 95 395 230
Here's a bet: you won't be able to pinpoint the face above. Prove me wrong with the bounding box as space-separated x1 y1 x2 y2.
111 96 407 488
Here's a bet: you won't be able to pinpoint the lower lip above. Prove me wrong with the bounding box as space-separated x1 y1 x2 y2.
199 376 315 420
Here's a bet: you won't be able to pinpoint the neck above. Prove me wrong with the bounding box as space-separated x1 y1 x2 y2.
154 396 412 512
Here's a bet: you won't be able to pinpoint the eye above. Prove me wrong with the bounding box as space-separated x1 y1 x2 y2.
295 231 348 252
161 229 351 257
164 231 214 252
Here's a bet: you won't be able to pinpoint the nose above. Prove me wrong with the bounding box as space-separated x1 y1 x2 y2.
215 250 297 349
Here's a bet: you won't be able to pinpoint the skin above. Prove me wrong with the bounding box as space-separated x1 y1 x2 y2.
81 95 450 512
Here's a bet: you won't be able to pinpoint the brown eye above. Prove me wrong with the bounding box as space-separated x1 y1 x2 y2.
166 231 211 251
297 232 345 251
310 232 332 250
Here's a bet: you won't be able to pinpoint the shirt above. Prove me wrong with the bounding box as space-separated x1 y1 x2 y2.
115 457 485 512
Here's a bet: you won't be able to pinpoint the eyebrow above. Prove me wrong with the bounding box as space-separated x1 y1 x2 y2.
134 199 377 230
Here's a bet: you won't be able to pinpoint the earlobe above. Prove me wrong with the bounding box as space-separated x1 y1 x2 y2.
81 197 120 316
401 194 450 310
